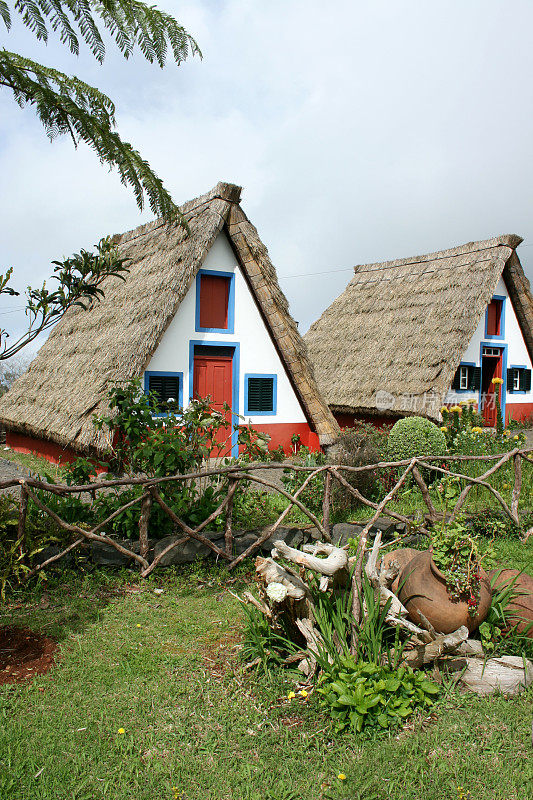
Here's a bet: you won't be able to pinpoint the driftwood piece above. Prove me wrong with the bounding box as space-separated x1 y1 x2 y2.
402 625 469 668
273 540 349 589
255 556 309 600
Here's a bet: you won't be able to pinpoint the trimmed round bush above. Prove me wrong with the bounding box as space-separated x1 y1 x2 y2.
387 416 446 462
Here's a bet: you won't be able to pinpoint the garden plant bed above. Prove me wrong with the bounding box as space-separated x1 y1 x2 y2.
0 626 57 684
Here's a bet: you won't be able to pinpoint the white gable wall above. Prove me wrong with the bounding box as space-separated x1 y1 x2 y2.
143 232 307 424
445 276 533 409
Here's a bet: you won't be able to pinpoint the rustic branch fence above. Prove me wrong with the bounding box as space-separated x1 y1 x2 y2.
5 447 532 580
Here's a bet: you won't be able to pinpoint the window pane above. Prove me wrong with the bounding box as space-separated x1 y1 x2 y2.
486 299 502 336
459 366 468 390
247 377 274 412
148 374 180 406
199 275 229 329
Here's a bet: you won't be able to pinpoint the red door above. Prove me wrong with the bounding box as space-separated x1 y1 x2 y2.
193 354 233 454
481 348 503 427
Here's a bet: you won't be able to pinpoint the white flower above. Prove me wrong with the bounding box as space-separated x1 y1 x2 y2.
265 582 288 603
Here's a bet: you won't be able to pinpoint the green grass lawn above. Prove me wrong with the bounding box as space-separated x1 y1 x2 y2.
1 550 532 800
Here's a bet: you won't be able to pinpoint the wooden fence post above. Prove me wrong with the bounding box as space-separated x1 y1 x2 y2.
225 478 237 558
138 494 152 561
18 482 28 557
322 469 332 541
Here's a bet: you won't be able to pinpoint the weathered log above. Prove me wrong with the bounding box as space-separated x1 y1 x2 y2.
255 556 309 600
402 625 469 668
273 540 349 589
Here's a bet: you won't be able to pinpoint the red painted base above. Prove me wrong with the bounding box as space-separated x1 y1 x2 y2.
6 422 322 468
240 422 320 455
5 430 78 465
506 402 533 425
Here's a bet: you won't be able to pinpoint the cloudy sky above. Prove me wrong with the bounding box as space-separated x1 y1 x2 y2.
2 0 533 355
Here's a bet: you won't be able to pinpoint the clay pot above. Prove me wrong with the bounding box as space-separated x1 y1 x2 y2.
488 568 533 638
381 548 419 594
398 550 492 634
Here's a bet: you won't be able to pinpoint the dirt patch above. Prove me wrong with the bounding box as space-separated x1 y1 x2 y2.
0 626 57 684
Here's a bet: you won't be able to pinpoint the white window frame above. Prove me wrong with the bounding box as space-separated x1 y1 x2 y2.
459 366 469 391
513 370 521 392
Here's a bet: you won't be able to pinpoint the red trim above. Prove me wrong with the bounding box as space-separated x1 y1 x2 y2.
6 423 321 467
5 431 79 465
238 422 320 455
506 402 533 424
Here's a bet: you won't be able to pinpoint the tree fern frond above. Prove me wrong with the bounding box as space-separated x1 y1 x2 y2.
0 1 11 29
0 49 182 222
6 0 201 65
36 0 80 57
13 0 48 41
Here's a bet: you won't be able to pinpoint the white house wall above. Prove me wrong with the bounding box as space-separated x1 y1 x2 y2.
445 276 533 407
143 232 307 424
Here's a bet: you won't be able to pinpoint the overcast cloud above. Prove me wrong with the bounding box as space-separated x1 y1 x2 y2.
2 0 533 352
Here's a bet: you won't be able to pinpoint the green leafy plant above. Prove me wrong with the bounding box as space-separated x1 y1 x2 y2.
317 658 439 735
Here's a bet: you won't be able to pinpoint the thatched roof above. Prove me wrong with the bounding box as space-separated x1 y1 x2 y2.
0 182 338 454
305 234 533 421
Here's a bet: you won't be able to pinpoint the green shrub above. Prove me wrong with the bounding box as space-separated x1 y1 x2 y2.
317 658 440 735
387 416 446 462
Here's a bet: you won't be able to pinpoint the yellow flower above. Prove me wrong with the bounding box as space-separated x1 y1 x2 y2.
449 405 462 414
514 435 519 441
338 773 347 781
298 689 308 698
502 483 511 490
492 376 504 385
117 728 125 734
503 429 511 436
471 427 483 434
287 691 296 700
467 398 477 404
459 400 468 406
440 426 447 432
136 623 141 628
440 406 449 414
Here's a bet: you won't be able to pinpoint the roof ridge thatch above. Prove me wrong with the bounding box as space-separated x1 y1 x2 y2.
0 183 338 454
305 233 531 422
353 234 523 273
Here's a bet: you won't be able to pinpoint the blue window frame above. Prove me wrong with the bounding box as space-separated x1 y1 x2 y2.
484 295 506 340
195 269 235 334
144 371 183 415
244 374 277 416
451 362 479 393
507 365 532 394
